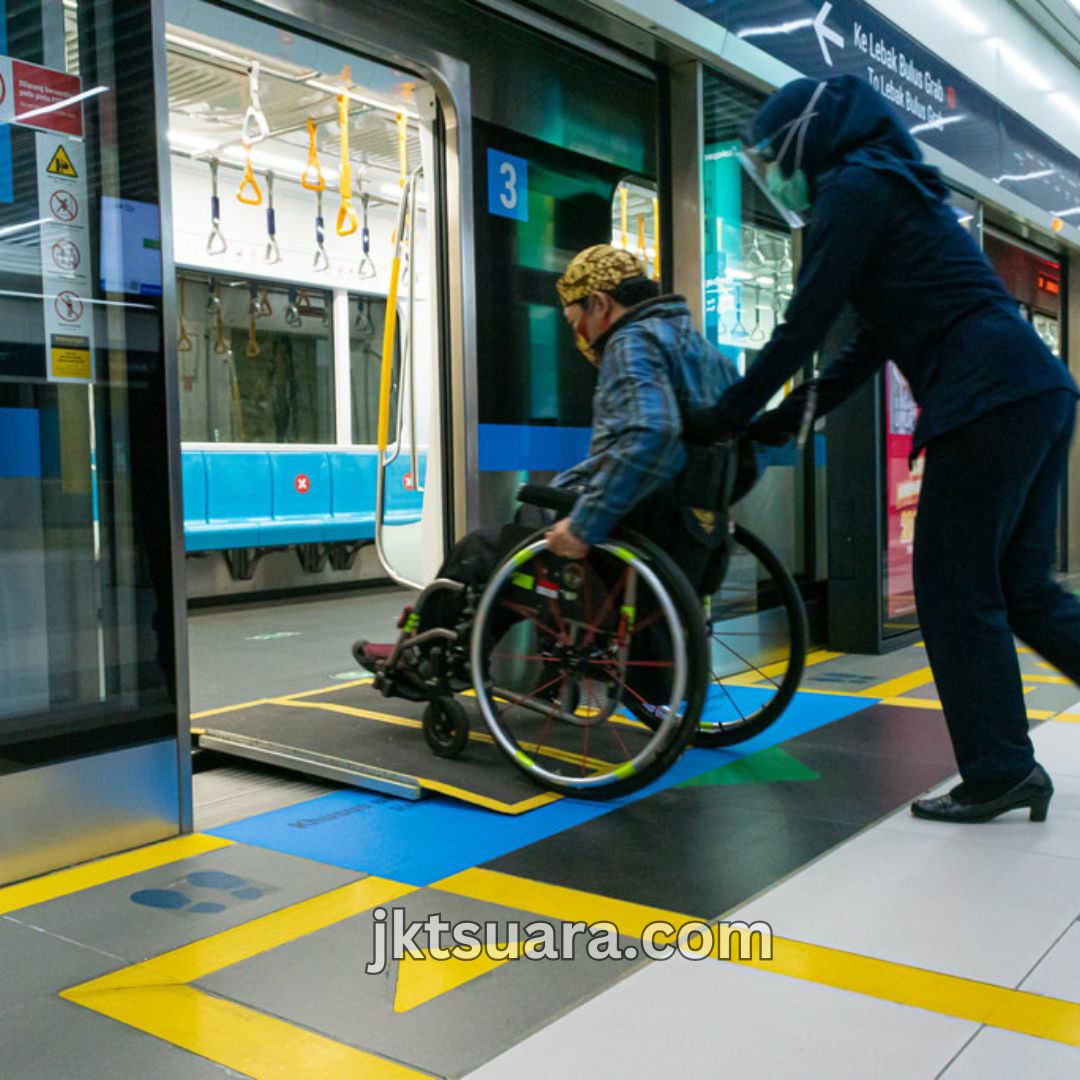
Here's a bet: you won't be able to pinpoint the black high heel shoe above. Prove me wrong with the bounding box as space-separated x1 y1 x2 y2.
911 764 1053 823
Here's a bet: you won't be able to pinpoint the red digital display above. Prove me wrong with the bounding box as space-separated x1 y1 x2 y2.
1037 273 1060 296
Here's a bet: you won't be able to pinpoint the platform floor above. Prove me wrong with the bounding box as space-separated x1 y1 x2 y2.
4 588 1080 1078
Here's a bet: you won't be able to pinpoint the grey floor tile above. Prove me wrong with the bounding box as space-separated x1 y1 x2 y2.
0 918 125 1011
199 887 636 1078
881 773 1080 861
940 1028 1080 1079
724 826 1080 987
1019 921 1080 1004
464 955 977 1080
188 588 414 712
9 843 361 961
1 996 243 1079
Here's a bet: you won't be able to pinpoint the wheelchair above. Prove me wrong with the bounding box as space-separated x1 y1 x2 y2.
368 472 808 800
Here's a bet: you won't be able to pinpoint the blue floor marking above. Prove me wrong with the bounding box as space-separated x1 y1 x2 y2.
211 690 873 887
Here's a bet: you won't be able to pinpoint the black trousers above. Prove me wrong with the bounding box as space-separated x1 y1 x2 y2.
914 388 1080 785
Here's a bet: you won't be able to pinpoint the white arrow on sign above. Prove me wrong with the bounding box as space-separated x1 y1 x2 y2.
814 2 845 67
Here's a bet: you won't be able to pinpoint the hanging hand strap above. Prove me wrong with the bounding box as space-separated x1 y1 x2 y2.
242 60 270 145
213 307 228 355
358 191 375 279
301 117 326 192
177 276 193 352
313 187 329 272
264 170 282 264
237 146 263 205
335 93 358 236
206 157 227 255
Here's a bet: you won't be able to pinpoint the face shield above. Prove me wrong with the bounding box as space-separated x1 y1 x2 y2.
739 81 827 229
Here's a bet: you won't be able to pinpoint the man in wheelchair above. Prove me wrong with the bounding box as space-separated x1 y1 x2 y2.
354 243 749 705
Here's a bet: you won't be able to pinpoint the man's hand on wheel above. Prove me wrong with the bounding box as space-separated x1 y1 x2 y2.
546 517 589 560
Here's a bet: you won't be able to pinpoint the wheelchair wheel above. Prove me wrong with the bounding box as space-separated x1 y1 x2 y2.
693 523 807 747
423 697 470 758
470 529 707 798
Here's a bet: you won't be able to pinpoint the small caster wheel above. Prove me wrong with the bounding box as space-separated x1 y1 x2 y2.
423 697 469 758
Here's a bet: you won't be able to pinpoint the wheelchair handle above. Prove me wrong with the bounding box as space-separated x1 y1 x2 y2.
517 483 576 513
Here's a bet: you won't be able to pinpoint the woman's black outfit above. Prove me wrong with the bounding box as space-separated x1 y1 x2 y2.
686 75 1079 817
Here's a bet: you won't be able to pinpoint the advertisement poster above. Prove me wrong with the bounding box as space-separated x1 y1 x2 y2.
884 362 921 620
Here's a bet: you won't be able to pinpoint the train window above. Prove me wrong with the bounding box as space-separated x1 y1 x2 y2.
349 294 397 444
177 272 335 444
611 178 660 281
703 69 804 580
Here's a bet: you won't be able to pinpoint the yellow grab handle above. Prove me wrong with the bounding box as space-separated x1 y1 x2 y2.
237 149 263 205
652 196 661 281
301 117 326 192
377 254 402 451
336 94 358 235
619 186 628 249
396 112 408 187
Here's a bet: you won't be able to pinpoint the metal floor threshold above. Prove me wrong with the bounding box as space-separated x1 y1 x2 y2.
198 730 424 800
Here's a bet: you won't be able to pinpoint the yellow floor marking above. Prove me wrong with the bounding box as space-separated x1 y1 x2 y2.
1054 713 1080 724
63 876 426 1078
78 877 413 988
720 649 843 688
279 677 375 700
1022 674 1072 685
191 698 273 720
64 983 427 1079
190 678 375 721
393 940 546 1013
0 834 232 917
1037 661 1063 672
433 869 1080 1049
272 697 614 773
856 667 936 699
879 696 1055 720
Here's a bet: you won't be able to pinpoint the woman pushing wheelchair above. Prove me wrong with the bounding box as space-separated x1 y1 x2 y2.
683 74 1080 823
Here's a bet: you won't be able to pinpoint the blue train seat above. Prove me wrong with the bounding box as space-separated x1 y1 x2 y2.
263 453 332 544
186 452 271 551
181 448 426 571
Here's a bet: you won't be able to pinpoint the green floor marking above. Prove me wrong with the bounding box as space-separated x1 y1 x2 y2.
677 746 819 788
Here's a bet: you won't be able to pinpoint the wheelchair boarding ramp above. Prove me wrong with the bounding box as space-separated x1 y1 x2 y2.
195 680 572 814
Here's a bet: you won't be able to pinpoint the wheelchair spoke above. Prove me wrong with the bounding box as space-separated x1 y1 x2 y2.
498 598 564 642
581 566 629 648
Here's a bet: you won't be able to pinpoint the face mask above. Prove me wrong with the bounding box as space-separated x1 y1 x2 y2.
766 161 811 213
572 306 605 365
574 332 598 364
746 81 826 222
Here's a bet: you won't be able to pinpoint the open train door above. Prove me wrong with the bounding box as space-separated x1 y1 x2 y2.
374 87 446 589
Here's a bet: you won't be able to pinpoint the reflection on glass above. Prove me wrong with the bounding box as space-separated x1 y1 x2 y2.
610 177 660 281
350 293 397 444
177 273 335 444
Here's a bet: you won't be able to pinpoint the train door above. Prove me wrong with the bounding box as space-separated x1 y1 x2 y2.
163 0 450 598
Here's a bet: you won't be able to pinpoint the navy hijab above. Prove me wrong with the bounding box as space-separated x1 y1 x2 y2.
750 74 950 207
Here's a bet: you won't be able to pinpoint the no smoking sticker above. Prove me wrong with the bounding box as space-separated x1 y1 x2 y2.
294 474 310 493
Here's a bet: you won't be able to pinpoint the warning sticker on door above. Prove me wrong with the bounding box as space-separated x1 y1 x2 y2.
45 143 78 177
50 333 91 380
37 132 93 382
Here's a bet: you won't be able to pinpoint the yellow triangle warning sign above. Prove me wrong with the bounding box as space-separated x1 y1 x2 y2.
393 940 544 1013
46 145 78 178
